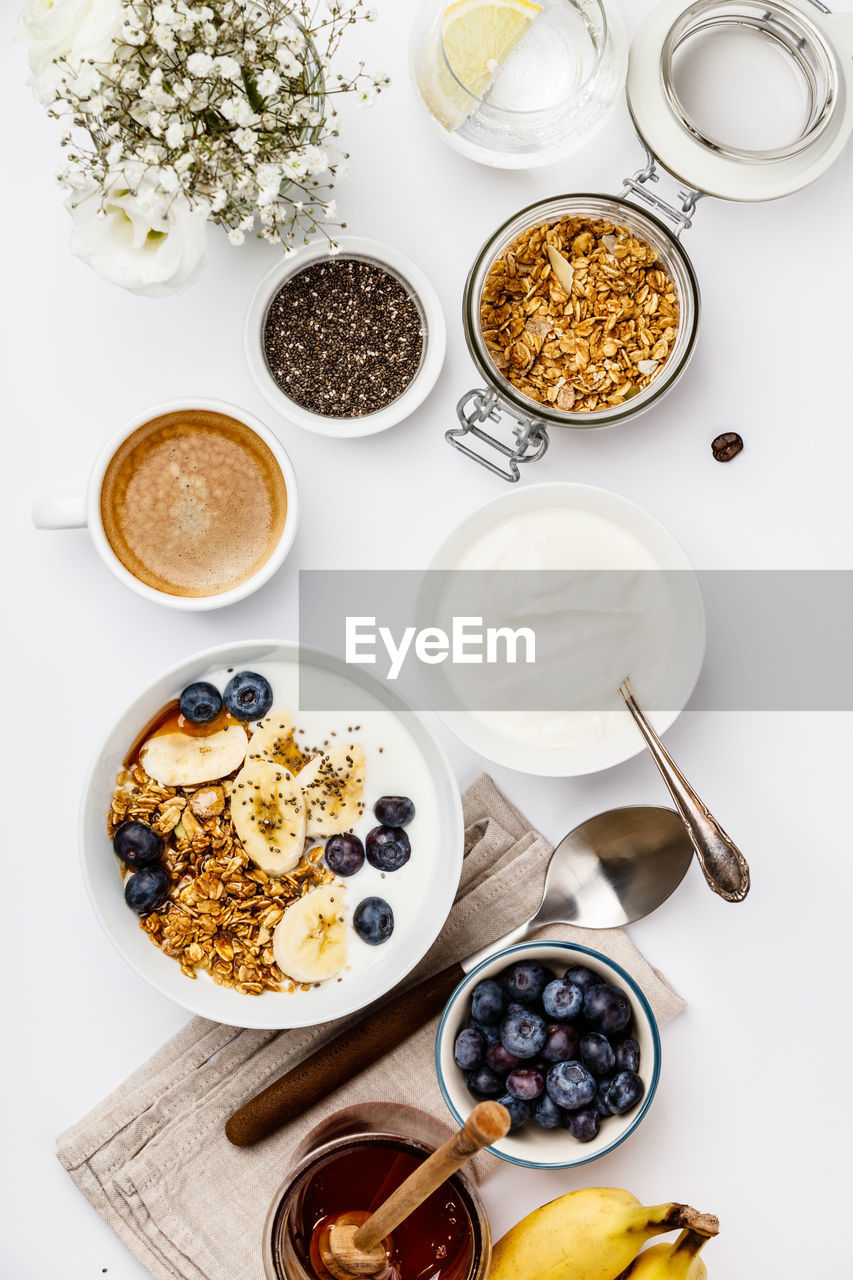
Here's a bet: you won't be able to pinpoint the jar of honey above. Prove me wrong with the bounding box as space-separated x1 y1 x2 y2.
262 1104 491 1280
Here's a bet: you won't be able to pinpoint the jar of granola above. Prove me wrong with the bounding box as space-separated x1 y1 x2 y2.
447 0 853 480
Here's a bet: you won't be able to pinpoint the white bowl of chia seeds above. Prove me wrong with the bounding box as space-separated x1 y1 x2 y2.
244 235 447 438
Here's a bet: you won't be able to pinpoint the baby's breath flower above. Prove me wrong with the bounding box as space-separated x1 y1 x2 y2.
165 120 185 148
22 0 388 290
233 126 257 153
213 55 242 81
257 69 281 97
186 51 213 76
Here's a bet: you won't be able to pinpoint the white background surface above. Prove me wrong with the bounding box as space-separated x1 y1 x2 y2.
2 0 852 1275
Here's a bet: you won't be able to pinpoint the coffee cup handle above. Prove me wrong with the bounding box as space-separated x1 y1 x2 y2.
32 495 87 530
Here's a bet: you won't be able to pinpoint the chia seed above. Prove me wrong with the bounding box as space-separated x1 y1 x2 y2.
262 257 425 418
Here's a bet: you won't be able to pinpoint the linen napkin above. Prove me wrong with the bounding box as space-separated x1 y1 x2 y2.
57 775 686 1280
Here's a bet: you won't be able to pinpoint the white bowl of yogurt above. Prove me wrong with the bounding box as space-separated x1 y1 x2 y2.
423 483 705 776
80 640 464 1029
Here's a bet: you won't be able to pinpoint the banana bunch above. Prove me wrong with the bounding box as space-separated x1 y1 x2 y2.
488 1188 719 1280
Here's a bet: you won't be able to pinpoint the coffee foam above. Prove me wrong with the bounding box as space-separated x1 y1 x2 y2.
100 410 287 597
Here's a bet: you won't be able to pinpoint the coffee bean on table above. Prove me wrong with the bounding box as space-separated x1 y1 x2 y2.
711 431 744 462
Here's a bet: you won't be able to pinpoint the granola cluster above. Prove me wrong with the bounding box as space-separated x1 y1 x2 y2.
480 216 680 413
108 764 331 994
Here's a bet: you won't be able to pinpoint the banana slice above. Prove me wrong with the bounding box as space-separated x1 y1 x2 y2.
273 884 348 983
230 758 306 875
139 725 248 787
248 708 308 773
297 744 366 836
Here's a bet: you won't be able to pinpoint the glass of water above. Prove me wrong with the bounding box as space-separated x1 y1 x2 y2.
412 0 627 167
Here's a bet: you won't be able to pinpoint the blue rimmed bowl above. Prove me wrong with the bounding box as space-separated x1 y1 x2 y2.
435 940 661 1169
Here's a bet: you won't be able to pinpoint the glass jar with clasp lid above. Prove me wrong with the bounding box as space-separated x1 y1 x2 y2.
447 0 853 480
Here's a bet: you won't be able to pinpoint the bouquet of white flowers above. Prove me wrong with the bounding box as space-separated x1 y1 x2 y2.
19 0 387 296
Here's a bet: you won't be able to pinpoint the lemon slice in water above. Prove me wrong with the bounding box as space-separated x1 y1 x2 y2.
420 0 542 132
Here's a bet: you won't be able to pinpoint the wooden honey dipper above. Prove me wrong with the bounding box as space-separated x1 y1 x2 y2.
313 1101 510 1279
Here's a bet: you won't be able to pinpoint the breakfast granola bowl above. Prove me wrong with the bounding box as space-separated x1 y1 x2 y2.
80 640 463 1029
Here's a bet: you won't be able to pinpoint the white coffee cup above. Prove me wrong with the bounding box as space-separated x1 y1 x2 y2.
32 397 299 611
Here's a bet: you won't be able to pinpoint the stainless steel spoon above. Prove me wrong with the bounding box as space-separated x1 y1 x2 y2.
463 803 694 970
226 803 694 1146
619 677 751 903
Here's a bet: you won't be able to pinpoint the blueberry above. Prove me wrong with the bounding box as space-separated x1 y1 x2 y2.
500 1007 547 1059
564 965 603 993
179 681 223 725
469 1019 500 1047
605 1071 645 1115
580 1032 616 1077
365 826 411 872
324 832 365 877
113 820 164 869
546 1060 597 1111
542 979 583 1021
506 1067 545 1101
353 896 394 945
532 1093 564 1129
593 1077 616 1117
124 865 170 915
615 1038 641 1073
542 1023 581 1063
454 1027 485 1070
583 983 632 1034
486 1043 521 1073
563 1107 600 1142
471 978 506 1025
373 795 415 827
495 1093 531 1130
503 960 548 1004
223 670 273 720
466 1065 504 1098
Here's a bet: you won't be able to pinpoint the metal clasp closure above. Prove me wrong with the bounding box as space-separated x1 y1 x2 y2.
622 148 704 238
445 389 549 483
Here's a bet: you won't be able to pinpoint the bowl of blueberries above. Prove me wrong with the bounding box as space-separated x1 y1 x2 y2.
435 941 660 1168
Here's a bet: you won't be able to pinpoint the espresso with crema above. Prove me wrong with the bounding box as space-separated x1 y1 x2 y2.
100 409 287 598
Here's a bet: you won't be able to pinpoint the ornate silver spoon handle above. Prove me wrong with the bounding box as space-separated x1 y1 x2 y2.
619 679 750 903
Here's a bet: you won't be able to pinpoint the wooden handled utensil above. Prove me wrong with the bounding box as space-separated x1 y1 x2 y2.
314 1101 510 1280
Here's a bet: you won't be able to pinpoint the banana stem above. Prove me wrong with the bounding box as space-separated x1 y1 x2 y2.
671 1230 714 1258
637 1206 720 1239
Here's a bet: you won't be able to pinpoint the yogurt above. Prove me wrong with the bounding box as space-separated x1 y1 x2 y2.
425 486 704 775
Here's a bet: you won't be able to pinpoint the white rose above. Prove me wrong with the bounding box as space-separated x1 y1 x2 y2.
66 176 208 298
18 0 124 105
